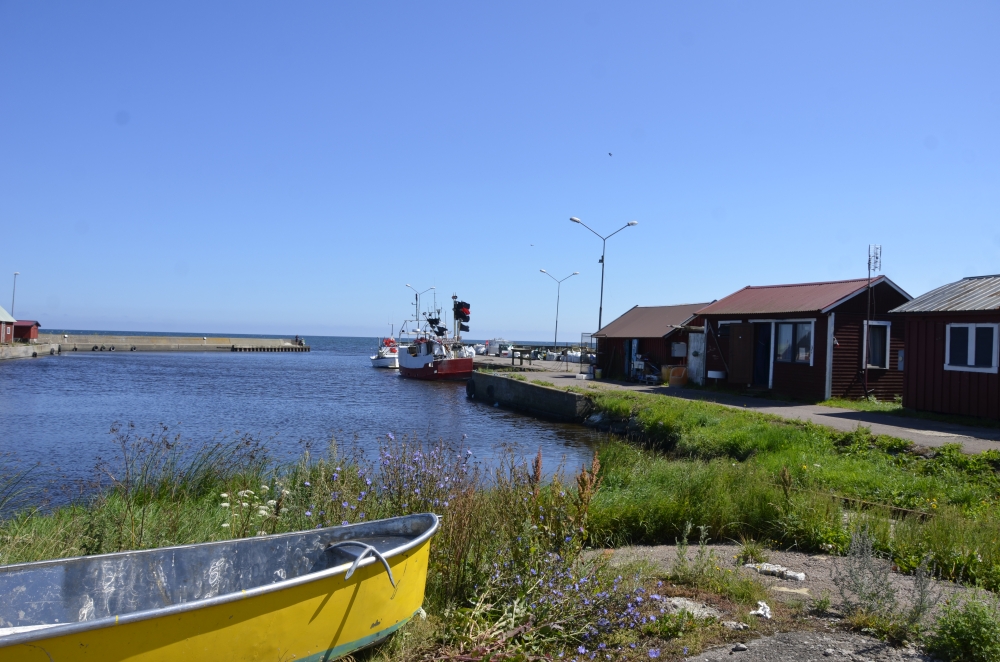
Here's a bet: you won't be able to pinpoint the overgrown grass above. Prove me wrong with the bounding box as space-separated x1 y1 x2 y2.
586 390 1000 590
821 396 903 413
0 427 690 660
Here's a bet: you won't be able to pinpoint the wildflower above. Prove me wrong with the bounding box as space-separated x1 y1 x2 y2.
266 500 276 506
577 646 587 655
257 531 267 536
342 520 349 526
387 432 395 440
241 502 249 507
220 493 229 498
260 485 269 492
257 509 269 517
221 522 230 528
648 649 660 658
220 503 230 508
342 502 349 508
683 647 689 656
305 510 312 517
304 481 311 487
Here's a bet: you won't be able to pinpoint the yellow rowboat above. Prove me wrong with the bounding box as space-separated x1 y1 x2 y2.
0 513 438 661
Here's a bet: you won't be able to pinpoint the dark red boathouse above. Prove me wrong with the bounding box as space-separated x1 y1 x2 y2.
13 320 40 342
890 275 1000 421
697 277 911 401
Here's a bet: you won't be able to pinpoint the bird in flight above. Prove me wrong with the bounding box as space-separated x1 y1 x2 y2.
608 152 612 156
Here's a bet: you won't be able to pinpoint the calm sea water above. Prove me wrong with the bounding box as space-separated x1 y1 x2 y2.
0 335 601 505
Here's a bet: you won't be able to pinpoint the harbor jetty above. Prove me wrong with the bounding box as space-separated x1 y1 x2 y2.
37 333 309 354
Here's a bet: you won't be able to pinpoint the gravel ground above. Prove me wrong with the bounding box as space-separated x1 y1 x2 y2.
692 630 932 661
605 543 969 615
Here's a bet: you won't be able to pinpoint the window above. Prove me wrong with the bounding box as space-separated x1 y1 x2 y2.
776 322 812 364
865 322 890 369
945 324 999 373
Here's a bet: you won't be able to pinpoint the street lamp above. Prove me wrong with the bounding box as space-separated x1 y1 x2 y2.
11 272 19 317
540 269 579 350
405 284 435 328
569 217 638 331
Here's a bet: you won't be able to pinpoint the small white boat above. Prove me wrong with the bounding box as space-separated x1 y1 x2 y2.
370 337 400 368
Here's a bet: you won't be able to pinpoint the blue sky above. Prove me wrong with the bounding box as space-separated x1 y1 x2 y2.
2 2 998 340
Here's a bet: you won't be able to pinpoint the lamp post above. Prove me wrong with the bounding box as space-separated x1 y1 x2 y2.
405 284 435 329
569 217 638 331
11 272 19 317
540 270 579 350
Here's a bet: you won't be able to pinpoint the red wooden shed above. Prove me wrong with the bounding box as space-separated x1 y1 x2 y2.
593 303 710 380
13 320 40 341
889 275 1000 421
0 306 14 345
697 277 911 401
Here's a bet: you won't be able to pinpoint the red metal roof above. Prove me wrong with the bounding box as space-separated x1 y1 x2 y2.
13 320 40 327
594 303 709 338
696 277 907 316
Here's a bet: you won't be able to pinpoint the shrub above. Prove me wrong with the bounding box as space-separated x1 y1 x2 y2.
926 594 1000 662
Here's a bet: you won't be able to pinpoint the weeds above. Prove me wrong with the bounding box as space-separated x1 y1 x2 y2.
735 537 770 565
926 592 1000 662
833 526 939 644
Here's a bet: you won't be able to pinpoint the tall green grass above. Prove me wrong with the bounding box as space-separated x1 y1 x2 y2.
586 391 1000 589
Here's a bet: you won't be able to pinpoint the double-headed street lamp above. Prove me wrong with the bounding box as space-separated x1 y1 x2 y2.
405 284 435 326
539 269 579 349
11 272 19 317
569 217 638 331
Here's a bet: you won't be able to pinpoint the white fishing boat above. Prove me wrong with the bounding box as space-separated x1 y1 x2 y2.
370 337 400 368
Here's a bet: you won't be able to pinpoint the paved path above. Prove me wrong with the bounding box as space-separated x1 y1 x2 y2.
472 356 1000 453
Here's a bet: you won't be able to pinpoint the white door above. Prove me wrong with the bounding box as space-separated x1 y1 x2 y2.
687 333 706 385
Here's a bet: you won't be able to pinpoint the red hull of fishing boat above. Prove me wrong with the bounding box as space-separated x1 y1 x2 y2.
398 357 473 380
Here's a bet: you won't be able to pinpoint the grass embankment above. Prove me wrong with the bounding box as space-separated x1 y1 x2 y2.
2 425 775 660
586 390 1000 590
820 396 1000 430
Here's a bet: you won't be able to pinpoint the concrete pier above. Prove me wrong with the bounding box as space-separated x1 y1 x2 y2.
37 334 310 353
0 343 61 361
466 371 591 422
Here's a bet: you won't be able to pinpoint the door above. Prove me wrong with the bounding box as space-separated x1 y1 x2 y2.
687 332 706 385
728 323 754 384
753 323 771 387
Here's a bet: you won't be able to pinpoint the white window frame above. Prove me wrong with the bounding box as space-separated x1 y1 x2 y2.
944 323 999 374
863 321 891 370
773 319 816 367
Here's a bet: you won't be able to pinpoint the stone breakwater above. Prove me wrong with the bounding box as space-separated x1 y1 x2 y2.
38 334 309 353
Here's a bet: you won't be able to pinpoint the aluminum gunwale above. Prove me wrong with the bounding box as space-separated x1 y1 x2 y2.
0 513 439 649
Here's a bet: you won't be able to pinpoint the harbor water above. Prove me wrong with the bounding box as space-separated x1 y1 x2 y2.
0 335 602 506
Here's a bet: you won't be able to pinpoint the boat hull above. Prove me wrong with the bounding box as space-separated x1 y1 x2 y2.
370 355 399 368
0 516 436 662
398 357 473 380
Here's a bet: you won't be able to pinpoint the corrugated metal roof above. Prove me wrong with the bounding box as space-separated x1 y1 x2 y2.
890 275 1000 313
0 306 14 324
593 303 709 338
696 276 907 316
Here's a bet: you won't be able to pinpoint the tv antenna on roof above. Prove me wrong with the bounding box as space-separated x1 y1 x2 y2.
868 244 881 274
863 244 882 399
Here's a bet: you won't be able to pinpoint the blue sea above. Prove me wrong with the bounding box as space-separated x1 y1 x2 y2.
0 335 602 506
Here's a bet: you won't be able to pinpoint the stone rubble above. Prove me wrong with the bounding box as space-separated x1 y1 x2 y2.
744 561 806 581
694 631 933 661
